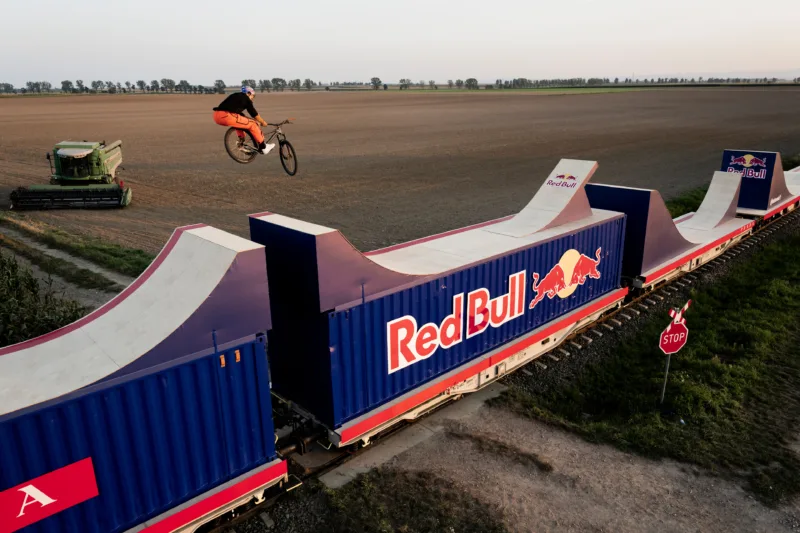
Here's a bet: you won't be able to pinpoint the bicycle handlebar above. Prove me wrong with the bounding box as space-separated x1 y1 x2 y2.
267 119 294 127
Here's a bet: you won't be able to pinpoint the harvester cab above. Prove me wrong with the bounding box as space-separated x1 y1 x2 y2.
9 140 132 209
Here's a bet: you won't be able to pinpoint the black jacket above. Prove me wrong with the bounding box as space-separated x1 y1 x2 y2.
213 92 259 118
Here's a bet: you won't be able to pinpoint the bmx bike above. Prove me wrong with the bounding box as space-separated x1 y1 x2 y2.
223 119 297 176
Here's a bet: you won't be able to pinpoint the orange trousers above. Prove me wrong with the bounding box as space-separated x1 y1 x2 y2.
213 110 265 144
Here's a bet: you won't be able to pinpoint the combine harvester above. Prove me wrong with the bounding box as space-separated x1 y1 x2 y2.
9 140 132 209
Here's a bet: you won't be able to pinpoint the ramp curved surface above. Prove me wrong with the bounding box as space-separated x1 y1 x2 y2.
678 171 741 232
0 224 271 418
249 159 617 311
586 169 751 281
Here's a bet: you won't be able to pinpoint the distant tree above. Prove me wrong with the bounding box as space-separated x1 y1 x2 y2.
150 80 160 92
0 83 14 94
242 79 257 89
107 84 117 94
370 77 382 90
447 80 454 89
116 82 122 93
418 80 425 89
61 80 74 93
465 78 478 90
614 77 619 84
304 78 314 91
160 79 176 92
290 79 302 91
134 80 145 92
74 80 84 93
456 79 464 89
428 80 435 89
271 78 287 91
41 82 52 92
398 78 411 90
264 79 273 92
214 80 226 94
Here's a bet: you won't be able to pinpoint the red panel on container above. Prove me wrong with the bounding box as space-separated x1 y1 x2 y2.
0 458 98 533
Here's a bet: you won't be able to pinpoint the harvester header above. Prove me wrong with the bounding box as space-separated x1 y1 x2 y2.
9 139 132 209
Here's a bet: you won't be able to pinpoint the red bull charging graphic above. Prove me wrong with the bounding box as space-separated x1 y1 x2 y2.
387 248 602 373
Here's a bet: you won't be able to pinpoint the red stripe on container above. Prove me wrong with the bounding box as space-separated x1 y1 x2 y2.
139 461 287 533
339 288 628 443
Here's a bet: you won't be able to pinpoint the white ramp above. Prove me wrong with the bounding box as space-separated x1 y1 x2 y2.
487 159 596 238
787 165 800 195
678 171 741 232
0 225 271 417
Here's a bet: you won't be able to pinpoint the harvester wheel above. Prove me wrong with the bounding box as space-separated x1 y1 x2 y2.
224 128 258 164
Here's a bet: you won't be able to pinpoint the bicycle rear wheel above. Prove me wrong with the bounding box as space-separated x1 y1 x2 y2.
224 128 258 164
279 140 298 176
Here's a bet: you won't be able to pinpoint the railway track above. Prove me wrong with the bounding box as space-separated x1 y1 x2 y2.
200 205 800 533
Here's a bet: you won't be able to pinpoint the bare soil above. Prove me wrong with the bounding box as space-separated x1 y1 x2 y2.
1 88 800 253
393 407 800 533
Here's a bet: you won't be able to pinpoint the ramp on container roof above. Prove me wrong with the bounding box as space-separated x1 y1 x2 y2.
720 150 800 216
249 159 621 311
0 224 271 418
586 169 752 281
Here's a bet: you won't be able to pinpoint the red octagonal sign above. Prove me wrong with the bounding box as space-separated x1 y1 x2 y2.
660 322 688 355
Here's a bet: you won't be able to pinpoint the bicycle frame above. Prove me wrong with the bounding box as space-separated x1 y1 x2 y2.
236 121 291 154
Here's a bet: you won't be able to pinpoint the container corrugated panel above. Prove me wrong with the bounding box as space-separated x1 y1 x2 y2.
318 216 625 428
0 337 276 533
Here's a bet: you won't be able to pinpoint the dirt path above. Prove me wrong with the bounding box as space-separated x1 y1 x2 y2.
8 254 116 310
391 406 800 533
0 225 135 287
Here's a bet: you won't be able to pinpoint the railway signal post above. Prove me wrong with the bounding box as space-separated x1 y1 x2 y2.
659 299 691 404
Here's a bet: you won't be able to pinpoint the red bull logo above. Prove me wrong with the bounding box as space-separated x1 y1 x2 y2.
387 272 526 373
547 174 579 189
529 248 602 310
727 153 768 179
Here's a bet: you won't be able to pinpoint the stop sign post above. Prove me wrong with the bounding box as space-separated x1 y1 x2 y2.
659 300 691 404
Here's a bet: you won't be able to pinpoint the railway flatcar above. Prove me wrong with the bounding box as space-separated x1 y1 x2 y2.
2 150 798 533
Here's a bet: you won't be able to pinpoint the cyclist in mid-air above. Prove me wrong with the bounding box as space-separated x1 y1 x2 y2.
212 86 274 154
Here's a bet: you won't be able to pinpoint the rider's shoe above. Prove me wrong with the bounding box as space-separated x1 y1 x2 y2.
259 143 275 155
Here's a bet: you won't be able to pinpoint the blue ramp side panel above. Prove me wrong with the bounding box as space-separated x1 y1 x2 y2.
586 184 694 278
720 150 791 211
0 337 276 533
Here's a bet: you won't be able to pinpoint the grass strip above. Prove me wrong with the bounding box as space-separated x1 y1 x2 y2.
492 230 800 506
0 233 121 292
0 250 87 347
0 214 154 277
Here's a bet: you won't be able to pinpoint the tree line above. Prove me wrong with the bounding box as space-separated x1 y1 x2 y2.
1 76 798 95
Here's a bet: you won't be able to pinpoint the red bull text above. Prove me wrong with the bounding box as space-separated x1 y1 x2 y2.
547 174 579 188
726 154 768 179
386 247 604 373
387 272 526 373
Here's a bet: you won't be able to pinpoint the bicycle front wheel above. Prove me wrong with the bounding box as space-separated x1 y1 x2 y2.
279 140 298 176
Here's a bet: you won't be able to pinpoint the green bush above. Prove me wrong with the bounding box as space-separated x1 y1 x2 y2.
0 251 87 347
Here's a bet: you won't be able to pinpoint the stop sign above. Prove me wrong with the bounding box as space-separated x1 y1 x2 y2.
660 322 688 355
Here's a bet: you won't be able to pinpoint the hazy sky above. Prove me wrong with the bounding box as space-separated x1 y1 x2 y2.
1 0 798 86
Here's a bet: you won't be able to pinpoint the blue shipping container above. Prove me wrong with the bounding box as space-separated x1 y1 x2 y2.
0 336 276 533
255 214 625 429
